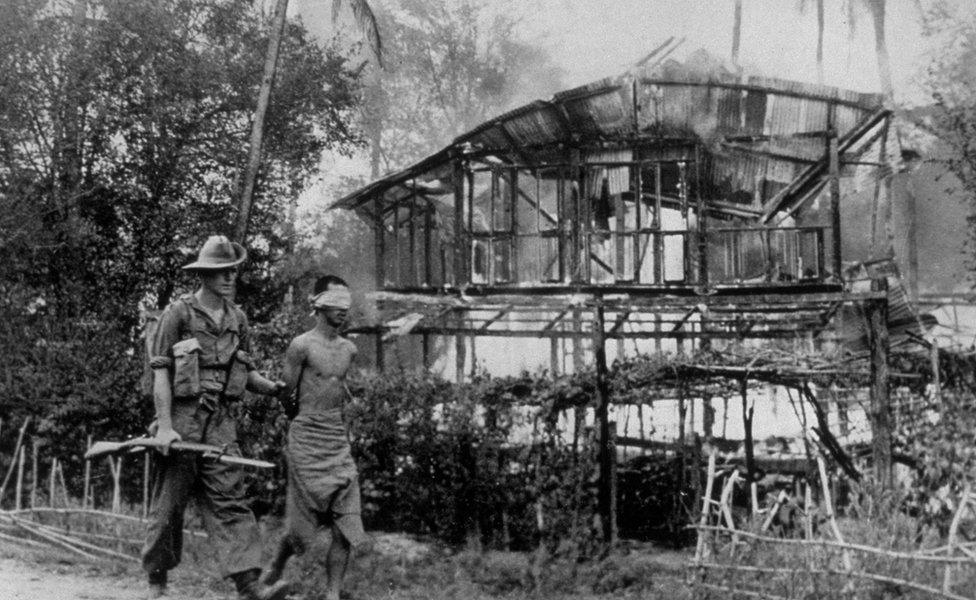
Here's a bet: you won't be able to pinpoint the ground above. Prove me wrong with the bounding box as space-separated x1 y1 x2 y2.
0 530 692 600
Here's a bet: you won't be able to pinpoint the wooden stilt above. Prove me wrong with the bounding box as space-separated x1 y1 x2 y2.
455 334 465 383
866 292 892 487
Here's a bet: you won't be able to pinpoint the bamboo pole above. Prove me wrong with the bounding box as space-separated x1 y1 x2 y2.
693 450 717 563
15 445 25 510
109 456 122 513
697 582 789 600
3 508 208 538
943 486 972 595
10 516 100 561
30 439 38 509
694 525 975 564
0 417 31 505
816 456 852 571
142 452 150 519
4 514 137 562
761 490 788 532
49 458 57 508
803 482 814 540
0 529 50 551
56 459 68 507
83 434 92 509
697 562 971 600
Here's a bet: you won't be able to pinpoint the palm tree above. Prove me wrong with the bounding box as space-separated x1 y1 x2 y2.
234 0 383 242
731 0 743 68
796 0 825 84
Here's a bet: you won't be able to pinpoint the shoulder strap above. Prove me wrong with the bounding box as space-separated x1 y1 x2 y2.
180 296 198 340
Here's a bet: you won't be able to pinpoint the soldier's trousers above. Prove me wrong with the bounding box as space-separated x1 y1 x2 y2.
141 396 262 579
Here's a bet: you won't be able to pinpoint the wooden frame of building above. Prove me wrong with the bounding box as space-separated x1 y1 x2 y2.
333 69 899 541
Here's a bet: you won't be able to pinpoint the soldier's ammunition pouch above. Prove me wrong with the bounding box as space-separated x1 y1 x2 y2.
172 338 202 399
223 351 250 400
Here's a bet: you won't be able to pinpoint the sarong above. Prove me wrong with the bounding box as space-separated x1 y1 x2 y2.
284 408 367 550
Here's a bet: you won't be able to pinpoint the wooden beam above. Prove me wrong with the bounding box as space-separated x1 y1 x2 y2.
760 108 889 223
828 107 843 281
592 304 615 545
479 306 513 330
867 291 892 487
653 162 663 284
453 159 466 286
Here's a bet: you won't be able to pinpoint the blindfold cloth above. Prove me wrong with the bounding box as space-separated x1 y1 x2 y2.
309 286 352 310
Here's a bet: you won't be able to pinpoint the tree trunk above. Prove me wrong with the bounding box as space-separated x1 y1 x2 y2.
816 0 824 84
731 0 743 68
869 0 894 102
234 0 289 242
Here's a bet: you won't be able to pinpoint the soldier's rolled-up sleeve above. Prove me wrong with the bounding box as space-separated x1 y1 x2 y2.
149 305 182 369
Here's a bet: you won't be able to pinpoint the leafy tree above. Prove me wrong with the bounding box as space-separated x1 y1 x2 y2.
0 0 364 474
360 0 564 176
920 3 976 281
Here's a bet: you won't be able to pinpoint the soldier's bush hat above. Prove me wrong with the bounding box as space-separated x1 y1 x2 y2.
182 235 247 271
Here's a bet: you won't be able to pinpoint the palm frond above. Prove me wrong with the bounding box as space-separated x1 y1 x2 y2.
332 0 383 67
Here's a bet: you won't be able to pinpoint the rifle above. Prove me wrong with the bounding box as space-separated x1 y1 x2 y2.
84 437 275 469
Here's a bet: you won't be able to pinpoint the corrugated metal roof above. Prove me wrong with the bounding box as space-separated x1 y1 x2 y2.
332 69 887 218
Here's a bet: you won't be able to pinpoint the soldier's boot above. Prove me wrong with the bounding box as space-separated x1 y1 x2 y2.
233 568 291 600
146 570 168 599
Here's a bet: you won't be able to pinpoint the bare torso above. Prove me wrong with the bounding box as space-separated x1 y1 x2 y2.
294 330 356 414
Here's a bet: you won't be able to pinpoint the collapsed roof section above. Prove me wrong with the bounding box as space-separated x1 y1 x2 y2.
333 65 894 228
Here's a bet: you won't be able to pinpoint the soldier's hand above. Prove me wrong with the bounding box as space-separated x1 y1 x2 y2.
273 380 287 394
153 427 181 456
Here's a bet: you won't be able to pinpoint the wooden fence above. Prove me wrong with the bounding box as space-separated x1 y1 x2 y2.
691 452 976 600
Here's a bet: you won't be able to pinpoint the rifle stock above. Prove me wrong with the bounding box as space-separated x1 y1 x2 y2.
84 437 274 469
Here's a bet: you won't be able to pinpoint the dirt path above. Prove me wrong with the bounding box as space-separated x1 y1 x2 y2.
0 557 145 600
0 553 226 600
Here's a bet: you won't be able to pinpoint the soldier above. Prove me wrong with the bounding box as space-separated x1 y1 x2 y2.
260 275 369 600
144 235 290 600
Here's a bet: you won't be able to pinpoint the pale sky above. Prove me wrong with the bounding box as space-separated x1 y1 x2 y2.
292 0 957 209
519 0 934 102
